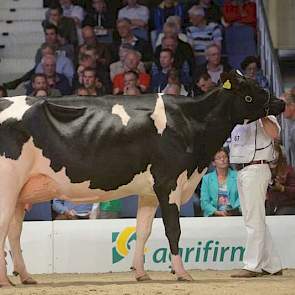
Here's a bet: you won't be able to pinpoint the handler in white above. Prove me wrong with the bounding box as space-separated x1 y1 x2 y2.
230 116 283 278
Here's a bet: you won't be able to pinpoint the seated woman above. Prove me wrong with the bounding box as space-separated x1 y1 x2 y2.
200 148 240 217
266 143 295 215
240 56 269 89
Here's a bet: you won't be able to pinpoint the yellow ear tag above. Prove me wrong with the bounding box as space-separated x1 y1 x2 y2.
223 80 232 90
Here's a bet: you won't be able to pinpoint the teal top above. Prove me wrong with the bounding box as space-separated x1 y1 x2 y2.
100 200 121 212
200 168 240 217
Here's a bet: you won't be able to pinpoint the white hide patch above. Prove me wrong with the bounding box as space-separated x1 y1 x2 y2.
0 96 31 124
151 93 167 135
168 167 207 211
112 104 130 126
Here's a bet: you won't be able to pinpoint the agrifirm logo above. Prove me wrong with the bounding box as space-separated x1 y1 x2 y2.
112 227 245 265
112 226 137 264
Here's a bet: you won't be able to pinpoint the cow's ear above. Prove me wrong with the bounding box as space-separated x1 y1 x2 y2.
220 72 230 84
221 71 239 90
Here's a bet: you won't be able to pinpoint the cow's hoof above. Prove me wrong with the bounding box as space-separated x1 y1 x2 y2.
22 277 37 285
136 273 151 281
13 271 37 285
177 273 193 281
0 279 15 287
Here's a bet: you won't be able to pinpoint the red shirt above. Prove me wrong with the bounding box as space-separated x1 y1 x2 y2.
113 72 151 93
223 1 256 28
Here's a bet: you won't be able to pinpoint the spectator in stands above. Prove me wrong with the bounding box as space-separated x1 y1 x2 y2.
34 89 48 97
113 50 150 94
77 25 112 92
240 56 269 89
192 72 216 96
155 16 188 48
35 24 60 65
186 0 222 24
76 86 89 95
52 199 93 220
44 5 78 47
222 0 256 29
282 87 295 120
80 25 111 67
0 86 8 98
194 44 231 86
151 0 185 34
186 5 222 65
266 143 295 215
28 73 61 96
90 200 121 219
80 67 105 95
59 0 85 27
123 71 142 95
34 54 72 95
200 148 240 217
83 0 115 30
151 48 175 92
155 35 195 78
35 43 74 85
57 29 76 64
113 18 153 62
162 69 183 95
152 48 190 93
118 0 150 40
110 43 146 81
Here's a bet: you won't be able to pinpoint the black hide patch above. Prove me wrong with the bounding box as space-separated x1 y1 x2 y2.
0 98 13 112
0 118 30 159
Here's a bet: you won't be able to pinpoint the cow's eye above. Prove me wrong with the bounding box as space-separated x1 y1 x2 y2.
245 96 253 103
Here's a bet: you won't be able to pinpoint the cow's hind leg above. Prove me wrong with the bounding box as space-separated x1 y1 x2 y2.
8 204 37 285
154 185 193 281
132 196 158 281
0 172 21 287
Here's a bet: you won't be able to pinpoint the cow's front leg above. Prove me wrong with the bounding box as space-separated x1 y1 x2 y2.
155 179 193 281
132 196 158 281
8 204 37 285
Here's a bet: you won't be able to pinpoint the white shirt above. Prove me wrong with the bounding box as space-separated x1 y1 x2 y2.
230 116 280 163
62 4 85 23
118 4 149 24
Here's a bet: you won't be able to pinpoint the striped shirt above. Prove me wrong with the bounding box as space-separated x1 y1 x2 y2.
186 22 222 56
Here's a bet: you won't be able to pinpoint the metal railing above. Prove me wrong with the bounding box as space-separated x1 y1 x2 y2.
256 0 283 97
256 0 295 166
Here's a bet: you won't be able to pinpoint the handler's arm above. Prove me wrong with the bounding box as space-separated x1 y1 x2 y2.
261 116 280 140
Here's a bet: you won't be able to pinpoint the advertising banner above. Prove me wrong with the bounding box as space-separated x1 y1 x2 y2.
53 216 295 273
5 216 295 274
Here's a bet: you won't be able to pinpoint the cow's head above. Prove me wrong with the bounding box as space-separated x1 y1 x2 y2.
220 70 285 124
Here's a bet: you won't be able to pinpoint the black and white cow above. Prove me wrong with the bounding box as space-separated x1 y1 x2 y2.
0 71 285 286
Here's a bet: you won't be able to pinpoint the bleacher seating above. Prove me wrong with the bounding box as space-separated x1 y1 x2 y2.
0 8 46 21
1 0 43 9
224 23 257 70
0 0 44 89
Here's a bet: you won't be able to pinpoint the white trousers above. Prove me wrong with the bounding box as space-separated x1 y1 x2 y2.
237 164 282 273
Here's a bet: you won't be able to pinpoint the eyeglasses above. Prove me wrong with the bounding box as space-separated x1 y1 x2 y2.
214 156 228 161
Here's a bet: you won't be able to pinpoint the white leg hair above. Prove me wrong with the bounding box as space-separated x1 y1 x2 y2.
132 195 158 281
8 204 37 285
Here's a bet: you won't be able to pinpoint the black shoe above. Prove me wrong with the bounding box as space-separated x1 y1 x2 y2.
262 269 283 276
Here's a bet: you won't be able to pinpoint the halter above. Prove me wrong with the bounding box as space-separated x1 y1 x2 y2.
263 89 271 116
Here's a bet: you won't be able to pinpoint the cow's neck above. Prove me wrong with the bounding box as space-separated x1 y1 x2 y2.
181 87 235 170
